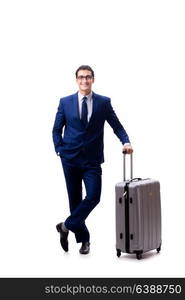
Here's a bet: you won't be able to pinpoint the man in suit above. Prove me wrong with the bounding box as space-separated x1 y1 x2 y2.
52 65 133 254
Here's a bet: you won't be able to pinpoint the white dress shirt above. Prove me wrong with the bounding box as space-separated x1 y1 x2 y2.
78 91 93 122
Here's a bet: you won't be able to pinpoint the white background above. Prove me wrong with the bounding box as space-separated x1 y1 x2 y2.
0 0 185 277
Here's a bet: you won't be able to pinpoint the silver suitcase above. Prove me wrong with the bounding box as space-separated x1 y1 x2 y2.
115 152 162 259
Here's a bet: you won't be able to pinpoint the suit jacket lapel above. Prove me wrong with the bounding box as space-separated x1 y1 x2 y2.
72 92 80 120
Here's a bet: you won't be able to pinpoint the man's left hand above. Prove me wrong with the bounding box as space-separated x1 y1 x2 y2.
122 144 133 154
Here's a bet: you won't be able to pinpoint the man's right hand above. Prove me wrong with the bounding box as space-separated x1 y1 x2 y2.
122 144 133 154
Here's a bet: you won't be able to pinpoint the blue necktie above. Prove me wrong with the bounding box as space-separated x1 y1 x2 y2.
81 96 88 127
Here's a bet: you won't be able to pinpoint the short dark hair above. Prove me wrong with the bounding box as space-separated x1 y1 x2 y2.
75 65 94 78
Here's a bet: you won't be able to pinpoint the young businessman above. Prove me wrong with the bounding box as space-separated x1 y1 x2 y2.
52 65 133 254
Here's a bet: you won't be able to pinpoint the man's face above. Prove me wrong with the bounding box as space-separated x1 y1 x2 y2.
76 69 94 95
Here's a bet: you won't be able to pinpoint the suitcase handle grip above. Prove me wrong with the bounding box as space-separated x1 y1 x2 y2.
126 178 142 185
123 152 133 181
129 177 142 182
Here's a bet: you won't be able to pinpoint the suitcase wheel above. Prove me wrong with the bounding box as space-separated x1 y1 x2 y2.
157 245 161 253
136 252 142 260
116 249 121 258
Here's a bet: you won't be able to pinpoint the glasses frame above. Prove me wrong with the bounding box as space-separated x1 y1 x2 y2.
77 75 94 81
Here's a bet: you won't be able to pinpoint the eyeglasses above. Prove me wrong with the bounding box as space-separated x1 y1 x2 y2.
77 75 93 81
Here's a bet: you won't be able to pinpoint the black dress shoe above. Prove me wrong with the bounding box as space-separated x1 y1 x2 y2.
79 242 90 254
56 222 69 252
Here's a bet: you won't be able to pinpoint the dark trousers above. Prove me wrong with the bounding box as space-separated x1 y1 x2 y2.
60 153 102 243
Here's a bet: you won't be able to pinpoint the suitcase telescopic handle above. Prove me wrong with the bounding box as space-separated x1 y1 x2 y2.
122 151 133 181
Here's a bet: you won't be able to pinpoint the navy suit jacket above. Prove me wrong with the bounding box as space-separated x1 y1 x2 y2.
52 92 130 165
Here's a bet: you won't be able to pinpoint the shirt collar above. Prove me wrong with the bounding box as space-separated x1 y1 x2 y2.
78 91 93 102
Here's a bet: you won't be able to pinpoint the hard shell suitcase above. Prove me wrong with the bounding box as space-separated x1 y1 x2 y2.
115 152 162 259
